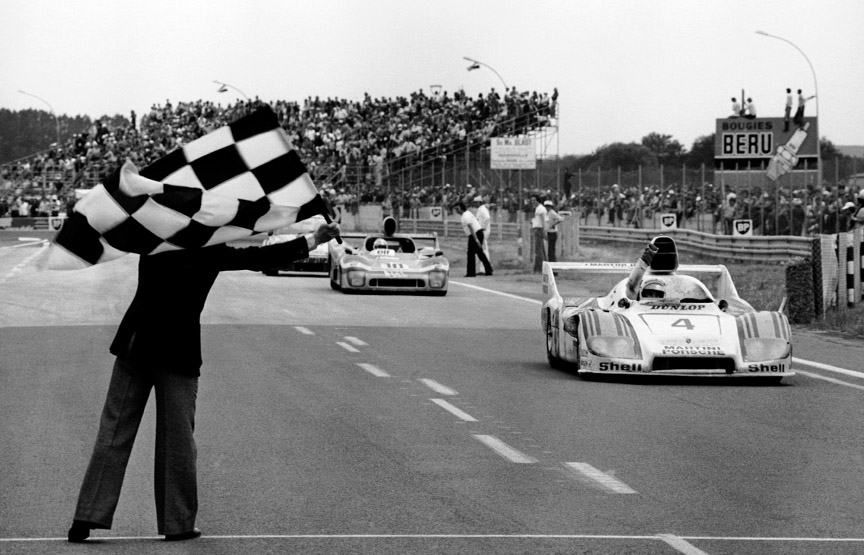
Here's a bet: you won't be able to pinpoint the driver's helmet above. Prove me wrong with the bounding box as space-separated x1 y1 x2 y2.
373 238 389 250
640 279 666 299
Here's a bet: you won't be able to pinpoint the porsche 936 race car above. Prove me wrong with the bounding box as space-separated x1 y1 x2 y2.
541 236 794 381
328 218 449 295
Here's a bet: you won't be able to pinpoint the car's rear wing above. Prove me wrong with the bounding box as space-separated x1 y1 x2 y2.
542 261 743 303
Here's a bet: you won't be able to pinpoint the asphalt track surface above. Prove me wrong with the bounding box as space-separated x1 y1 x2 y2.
2 239 864 555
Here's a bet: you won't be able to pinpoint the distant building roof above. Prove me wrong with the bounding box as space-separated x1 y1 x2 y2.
837 145 864 158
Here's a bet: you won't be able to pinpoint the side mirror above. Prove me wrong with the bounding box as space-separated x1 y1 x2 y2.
718 299 728 312
617 298 631 309
435 250 444 257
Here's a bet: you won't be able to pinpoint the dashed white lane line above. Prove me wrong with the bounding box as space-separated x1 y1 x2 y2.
356 363 389 377
431 399 477 422
472 434 538 463
657 534 712 555
564 462 637 494
294 326 315 335
336 341 360 353
344 336 368 346
420 379 457 396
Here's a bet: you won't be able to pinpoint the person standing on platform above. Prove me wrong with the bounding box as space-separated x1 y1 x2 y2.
793 89 815 128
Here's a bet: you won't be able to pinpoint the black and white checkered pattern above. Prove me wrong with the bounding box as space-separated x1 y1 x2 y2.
49 107 329 269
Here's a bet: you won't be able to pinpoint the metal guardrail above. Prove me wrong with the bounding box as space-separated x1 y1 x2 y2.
578 226 812 261
1 215 812 263
397 218 811 262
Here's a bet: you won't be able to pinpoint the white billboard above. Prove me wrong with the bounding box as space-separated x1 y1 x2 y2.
491 137 535 170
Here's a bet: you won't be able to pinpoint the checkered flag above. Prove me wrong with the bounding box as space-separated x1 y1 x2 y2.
48 106 331 270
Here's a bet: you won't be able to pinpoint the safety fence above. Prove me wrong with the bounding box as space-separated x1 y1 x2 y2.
3 212 860 315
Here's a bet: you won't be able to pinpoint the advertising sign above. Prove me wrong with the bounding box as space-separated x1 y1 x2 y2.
491 137 536 170
714 116 818 167
659 213 678 230
733 219 753 237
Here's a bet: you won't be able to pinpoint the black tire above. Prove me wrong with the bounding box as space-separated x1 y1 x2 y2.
330 267 341 290
546 313 564 369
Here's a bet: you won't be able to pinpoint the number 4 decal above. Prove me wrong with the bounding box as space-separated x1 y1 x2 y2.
671 318 695 330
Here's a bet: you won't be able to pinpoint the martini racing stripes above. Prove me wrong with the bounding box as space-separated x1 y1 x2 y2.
580 309 637 341
735 311 791 341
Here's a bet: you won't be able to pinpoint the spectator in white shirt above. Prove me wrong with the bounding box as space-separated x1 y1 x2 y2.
544 200 564 262
473 195 492 262
531 195 548 272
454 201 493 277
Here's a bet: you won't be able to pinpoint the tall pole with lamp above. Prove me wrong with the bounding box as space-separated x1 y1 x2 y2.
755 31 820 190
18 89 60 146
463 57 511 219
213 80 250 101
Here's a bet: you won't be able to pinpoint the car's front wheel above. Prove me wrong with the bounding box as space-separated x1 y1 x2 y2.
546 312 565 369
329 264 341 290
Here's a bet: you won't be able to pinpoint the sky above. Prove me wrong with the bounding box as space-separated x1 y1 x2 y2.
2 0 862 156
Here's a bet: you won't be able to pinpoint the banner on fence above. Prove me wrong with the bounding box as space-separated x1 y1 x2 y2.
421 206 443 221
48 216 66 231
733 219 753 237
490 137 536 170
659 213 678 230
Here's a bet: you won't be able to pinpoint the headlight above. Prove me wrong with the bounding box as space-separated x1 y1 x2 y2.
743 338 790 361
346 270 366 287
428 270 447 288
586 336 637 359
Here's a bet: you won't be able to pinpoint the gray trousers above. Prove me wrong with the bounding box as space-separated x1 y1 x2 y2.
73 358 198 535
532 227 547 272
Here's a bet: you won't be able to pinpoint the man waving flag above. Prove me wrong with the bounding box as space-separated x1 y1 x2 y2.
48 106 332 269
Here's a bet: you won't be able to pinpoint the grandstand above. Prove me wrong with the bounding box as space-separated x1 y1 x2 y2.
0 87 559 220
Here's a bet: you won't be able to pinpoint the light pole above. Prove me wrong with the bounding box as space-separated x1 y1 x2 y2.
755 30 820 187
18 89 60 145
213 80 249 100
463 56 508 91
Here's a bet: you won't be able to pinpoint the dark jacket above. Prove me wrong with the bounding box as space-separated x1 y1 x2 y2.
109 238 310 376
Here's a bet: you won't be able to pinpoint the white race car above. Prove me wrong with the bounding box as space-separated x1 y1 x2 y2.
328 217 449 295
541 236 794 382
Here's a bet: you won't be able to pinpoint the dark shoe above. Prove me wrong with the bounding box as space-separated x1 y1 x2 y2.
68 520 97 543
165 528 202 541
464 274 476 277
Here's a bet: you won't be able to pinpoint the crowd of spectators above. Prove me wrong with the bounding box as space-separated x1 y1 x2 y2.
1 86 556 220
3 85 861 237
570 181 864 235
